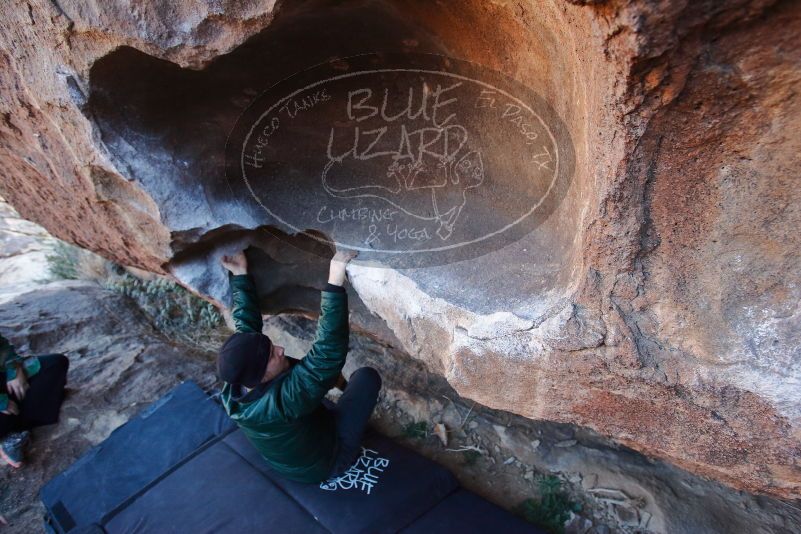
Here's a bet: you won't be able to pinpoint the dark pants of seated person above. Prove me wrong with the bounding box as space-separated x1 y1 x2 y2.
0 354 69 440
326 367 382 480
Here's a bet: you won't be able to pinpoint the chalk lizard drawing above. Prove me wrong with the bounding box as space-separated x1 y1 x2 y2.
322 123 485 240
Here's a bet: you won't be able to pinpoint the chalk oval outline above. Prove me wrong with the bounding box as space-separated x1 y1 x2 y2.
238 57 561 255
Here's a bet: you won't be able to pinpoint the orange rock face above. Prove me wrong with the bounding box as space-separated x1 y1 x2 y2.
1 0 799 499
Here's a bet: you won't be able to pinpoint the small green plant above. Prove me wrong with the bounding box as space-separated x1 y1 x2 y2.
461 449 482 466
104 273 223 350
515 475 580 534
402 421 429 440
43 240 225 351
45 241 81 280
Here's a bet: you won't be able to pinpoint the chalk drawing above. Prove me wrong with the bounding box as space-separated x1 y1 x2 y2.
319 447 391 495
228 53 575 265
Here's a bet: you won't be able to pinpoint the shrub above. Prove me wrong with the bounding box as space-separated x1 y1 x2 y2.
45 240 224 351
402 421 429 440
45 240 81 280
103 273 223 350
515 475 581 534
461 449 482 466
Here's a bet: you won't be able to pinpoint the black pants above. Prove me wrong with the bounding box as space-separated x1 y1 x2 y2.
326 367 382 479
0 354 69 440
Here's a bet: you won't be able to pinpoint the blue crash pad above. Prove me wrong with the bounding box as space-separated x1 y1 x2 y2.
224 428 459 533
40 381 236 532
41 381 543 533
103 439 327 533
400 488 540 533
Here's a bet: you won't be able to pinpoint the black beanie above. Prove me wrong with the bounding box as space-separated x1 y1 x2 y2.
218 332 272 388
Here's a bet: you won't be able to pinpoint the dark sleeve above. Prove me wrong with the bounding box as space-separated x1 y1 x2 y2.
0 334 18 412
274 290 349 420
230 274 264 334
323 283 346 293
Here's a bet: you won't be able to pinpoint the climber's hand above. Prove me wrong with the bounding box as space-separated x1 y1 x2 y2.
1 399 19 416
222 251 248 276
332 248 358 264
328 248 358 287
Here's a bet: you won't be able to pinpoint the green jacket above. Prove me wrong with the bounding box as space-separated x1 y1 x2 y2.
220 274 349 483
0 334 41 413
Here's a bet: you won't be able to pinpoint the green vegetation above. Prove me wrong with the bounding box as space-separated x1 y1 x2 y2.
45 240 223 351
461 449 482 466
515 475 580 534
104 273 222 350
401 421 429 440
45 240 82 280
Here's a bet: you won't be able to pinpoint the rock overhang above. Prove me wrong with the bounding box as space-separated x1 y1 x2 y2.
1 0 800 501
85 0 594 323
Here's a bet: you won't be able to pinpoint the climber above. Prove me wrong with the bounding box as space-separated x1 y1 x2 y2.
0 334 69 468
217 247 382 485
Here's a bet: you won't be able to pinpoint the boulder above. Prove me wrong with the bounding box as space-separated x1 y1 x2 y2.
0 0 799 499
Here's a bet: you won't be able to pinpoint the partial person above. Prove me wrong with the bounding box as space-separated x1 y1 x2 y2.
0 334 69 468
218 247 382 484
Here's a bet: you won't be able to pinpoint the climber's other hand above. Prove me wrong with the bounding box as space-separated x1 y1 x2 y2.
328 248 358 286
222 251 248 276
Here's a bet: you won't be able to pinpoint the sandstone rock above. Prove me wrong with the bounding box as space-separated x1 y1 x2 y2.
433 423 448 447
0 0 799 500
555 439 579 448
336 317 801 533
0 198 54 302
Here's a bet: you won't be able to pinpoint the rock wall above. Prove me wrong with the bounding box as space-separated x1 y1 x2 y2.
0 0 799 500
